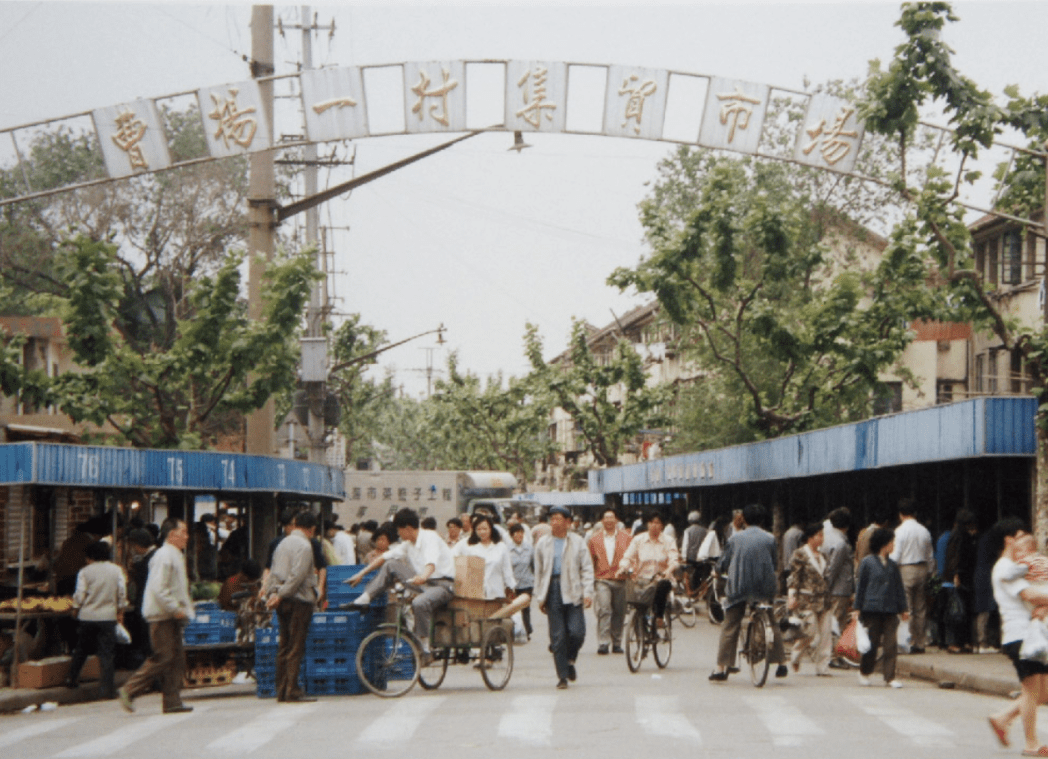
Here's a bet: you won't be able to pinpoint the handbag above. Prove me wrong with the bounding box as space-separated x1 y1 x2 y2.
625 578 658 607
944 587 966 627
835 618 860 661
855 619 871 654
115 621 132 645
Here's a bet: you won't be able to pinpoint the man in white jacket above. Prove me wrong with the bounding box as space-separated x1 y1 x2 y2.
119 519 194 714
534 505 594 689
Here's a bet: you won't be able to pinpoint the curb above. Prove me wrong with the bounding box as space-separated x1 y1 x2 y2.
897 659 1017 698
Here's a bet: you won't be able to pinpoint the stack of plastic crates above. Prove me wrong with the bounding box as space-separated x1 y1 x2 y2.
183 602 236 646
325 564 383 609
254 627 303 698
302 610 383 696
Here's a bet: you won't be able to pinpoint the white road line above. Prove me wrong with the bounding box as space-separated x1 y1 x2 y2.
743 695 824 747
206 704 317 753
848 693 954 747
498 695 556 746
636 695 702 743
0 717 81 749
54 708 202 757
357 697 445 747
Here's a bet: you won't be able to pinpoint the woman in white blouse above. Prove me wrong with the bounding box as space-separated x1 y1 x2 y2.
457 514 516 602
616 510 680 620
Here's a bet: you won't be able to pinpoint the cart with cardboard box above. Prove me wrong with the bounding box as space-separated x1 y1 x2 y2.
354 555 525 697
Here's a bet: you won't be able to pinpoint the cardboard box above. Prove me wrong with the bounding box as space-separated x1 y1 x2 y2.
16 655 99 689
453 556 486 600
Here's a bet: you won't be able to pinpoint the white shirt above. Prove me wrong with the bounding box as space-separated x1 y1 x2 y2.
889 517 934 569
458 540 516 600
993 557 1033 644
697 530 721 560
383 528 455 580
331 531 356 565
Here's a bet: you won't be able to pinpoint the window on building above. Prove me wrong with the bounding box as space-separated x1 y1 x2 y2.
988 237 999 286
872 382 903 416
936 381 954 405
1003 229 1023 285
975 353 985 393
975 241 985 279
988 350 999 394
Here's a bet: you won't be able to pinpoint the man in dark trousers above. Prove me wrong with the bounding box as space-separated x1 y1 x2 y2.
709 503 788 682
263 510 319 703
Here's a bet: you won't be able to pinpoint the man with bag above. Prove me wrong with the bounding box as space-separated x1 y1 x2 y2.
66 540 128 699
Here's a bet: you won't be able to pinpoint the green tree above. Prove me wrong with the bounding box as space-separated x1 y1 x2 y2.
328 314 390 464
18 236 319 449
859 1 1048 533
525 320 670 467
610 153 939 440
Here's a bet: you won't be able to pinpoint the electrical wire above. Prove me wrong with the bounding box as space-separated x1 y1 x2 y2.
0 2 41 45
154 6 248 63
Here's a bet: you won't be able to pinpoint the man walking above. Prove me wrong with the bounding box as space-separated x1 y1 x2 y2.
587 507 631 655
890 498 935 653
709 504 788 682
119 519 194 714
347 508 455 659
534 505 594 689
263 510 319 703
67 540 128 699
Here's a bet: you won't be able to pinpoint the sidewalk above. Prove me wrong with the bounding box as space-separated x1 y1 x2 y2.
895 647 1019 698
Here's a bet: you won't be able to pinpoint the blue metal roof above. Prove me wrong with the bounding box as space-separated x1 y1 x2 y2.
0 443 345 499
589 397 1037 494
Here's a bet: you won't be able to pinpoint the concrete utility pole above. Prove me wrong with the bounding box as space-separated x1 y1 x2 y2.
301 5 328 465
245 4 277 456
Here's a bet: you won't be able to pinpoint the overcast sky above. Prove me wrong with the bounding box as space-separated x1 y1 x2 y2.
1 0 1046 397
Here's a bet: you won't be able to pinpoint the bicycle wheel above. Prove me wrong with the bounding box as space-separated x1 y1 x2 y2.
356 627 421 697
624 609 645 672
746 613 771 688
674 592 697 628
479 622 514 691
653 608 672 668
418 647 449 690
706 586 725 625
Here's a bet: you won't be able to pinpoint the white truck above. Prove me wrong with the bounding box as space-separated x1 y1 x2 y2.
335 470 518 528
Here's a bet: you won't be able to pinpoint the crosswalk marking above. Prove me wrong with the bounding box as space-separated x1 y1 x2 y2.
0 717 80 749
498 695 556 746
357 697 445 747
206 704 317 753
847 693 954 747
54 708 202 757
635 695 702 743
743 695 824 747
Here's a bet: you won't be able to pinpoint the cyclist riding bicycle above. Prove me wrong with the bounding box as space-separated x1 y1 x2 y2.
616 509 679 621
709 503 789 682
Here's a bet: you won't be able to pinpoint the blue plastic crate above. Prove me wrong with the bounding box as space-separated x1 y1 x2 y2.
305 675 362 696
305 634 354 653
255 628 280 647
255 671 304 699
191 610 236 628
184 627 236 646
303 654 353 677
194 601 220 612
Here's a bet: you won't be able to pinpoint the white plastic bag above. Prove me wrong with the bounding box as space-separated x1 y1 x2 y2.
896 620 912 654
856 619 871 654
115 622 132 645
1020 619 1048 664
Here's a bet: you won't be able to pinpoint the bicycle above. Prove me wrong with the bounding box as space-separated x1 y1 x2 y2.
690 560 725 625
669 576 697 629
735 600 778 687
623 579 672 672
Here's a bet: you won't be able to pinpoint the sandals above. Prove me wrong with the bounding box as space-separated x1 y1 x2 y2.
989 717 1009 747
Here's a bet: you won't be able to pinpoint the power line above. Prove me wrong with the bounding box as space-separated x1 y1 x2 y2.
153 6 249 64
0 2 41 45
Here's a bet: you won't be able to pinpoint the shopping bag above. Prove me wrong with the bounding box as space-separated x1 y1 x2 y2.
856 619 871 654
115 622 132 645
834 618 860 661
1020 619 1048 664
897 620 912 654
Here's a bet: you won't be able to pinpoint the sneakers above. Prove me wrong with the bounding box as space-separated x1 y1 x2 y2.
857 674 872 686
118 687 134 713
887 679 903 689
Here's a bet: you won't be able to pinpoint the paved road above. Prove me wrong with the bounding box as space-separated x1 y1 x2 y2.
0 609 1018 759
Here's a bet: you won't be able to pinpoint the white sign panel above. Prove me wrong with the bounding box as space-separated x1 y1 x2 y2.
505 61 567 133
403 61 466 134
699 77 769 155
92 100 171 178
196 80 271 158
604 66 669 141
793 93 864 174
301 66 369 142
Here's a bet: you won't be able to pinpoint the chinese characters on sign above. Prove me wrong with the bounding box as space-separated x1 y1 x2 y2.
699 77 769 155
111 111 149 170
604 66 668 140
619 75 657 134
404 62 465 132
196 81 270 158
506 61 566 133
517 66 557 128
300 66 368 142
793 93 864 173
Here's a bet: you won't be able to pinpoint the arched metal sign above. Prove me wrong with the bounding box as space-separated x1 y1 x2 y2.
0 59 1038 223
